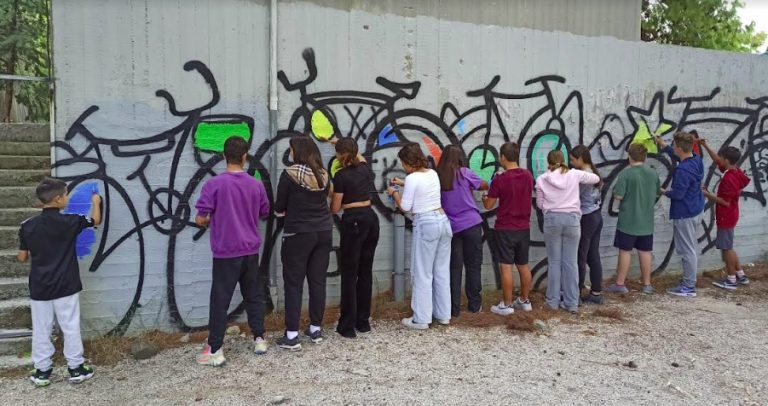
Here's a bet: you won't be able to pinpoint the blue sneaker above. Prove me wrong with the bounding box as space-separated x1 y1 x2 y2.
712 278 738 290
605 284 629 294
737 275 750 285
667 284 697 298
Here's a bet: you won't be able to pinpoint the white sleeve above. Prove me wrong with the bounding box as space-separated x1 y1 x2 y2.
400 175 416 212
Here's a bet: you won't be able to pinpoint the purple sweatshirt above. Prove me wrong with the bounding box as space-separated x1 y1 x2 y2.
195 171 271 258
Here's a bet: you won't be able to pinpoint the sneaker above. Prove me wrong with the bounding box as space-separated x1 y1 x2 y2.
642 285 655 295
469 306 482 314
434 318 450 325
254 337 268 355
68 364 95 383
29 368 52 387
605 284 629 294
512 298 533 312
401 317 429 330
356 322 372 334
196 344 226 367
276 334 302 351
713 278 738 290
667 284 697 298
304 328 323 344
580 293 604 305
336 329 357 339
737 275 750 285
559 303 578 314
491 301 515 316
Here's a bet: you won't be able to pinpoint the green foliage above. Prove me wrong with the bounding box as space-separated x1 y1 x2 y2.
642 0 767 53
0 0 50 122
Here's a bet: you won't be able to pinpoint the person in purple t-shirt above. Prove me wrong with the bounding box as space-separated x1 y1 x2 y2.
194 137 271 367
481 142 535 315
436 146 489 317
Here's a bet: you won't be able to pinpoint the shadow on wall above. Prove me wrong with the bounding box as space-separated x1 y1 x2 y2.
54 47 768 336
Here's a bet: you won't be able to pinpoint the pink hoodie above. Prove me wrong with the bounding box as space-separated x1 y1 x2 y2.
535 169 600 214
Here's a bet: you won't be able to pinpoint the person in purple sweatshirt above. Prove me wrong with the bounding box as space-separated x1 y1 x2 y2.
194 136 271 366
436 145 489 317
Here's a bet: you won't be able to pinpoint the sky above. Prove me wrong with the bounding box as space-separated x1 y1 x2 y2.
737 0 768 52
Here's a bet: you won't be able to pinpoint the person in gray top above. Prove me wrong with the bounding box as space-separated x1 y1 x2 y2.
570 146 604 305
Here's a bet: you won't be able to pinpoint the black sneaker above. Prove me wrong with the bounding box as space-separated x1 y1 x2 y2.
356 322 372 334
304 328 323 343
276 334 302 351
68 364 94 384
336 329 357 339
29 368 52 387
581 293 604 305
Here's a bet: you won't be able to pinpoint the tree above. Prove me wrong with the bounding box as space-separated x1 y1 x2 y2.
642 0 767 53
0 0 50 122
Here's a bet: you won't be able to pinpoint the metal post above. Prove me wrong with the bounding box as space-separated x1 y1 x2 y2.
393 212 406 301
267 0 279 288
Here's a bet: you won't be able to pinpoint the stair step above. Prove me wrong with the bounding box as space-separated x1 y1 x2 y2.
0 333 31 357
0 123 49 143
0 141 49 156
0 169 49 187
0 156 51 170
0 250 29 279
0 226 19 251
0 186 39 208
0 278 27 301
0 354 32 369
0 208 38 226
0 298 31 329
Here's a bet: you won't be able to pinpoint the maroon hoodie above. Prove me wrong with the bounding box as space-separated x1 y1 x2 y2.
716 164 751 229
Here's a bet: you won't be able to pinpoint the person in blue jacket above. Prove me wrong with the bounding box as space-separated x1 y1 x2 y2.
657 132 705 297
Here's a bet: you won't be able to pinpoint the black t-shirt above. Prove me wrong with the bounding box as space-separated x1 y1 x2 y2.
19 208 95 301
274 170 333 234
333 163 375 205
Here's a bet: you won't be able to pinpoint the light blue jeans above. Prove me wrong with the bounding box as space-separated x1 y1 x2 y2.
543 212 582 311
411 211 453 324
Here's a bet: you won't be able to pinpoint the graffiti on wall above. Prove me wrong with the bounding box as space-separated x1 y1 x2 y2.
57 47 768 335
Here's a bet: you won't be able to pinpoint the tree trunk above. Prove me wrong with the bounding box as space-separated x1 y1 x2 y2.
1 0 20 122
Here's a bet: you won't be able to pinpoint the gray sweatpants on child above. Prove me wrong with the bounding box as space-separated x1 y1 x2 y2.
31 292 85 371
673 216 700 288
543 212 581 311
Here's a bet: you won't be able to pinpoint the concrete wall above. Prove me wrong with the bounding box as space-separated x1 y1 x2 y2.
52 0 768 336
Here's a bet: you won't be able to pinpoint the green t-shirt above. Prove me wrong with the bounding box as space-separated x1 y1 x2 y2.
613 164 660 236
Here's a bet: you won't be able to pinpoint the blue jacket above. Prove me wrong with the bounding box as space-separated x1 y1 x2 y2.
662 146 705 219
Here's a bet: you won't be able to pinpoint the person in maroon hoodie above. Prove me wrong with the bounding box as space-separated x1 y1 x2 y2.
699 139 751 290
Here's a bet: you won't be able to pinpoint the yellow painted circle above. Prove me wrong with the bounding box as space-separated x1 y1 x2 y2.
311 110 334 141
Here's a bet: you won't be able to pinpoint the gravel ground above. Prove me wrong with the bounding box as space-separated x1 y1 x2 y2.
3 288 768 406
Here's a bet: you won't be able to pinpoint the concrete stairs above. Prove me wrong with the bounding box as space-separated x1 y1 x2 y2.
0 124 50 365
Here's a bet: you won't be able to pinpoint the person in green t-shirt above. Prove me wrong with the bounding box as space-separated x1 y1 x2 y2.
605 144 661 295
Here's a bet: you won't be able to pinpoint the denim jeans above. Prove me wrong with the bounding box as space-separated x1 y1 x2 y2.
449 224 483 316
673 216 700 288
410 211 453 324
543 211 581 311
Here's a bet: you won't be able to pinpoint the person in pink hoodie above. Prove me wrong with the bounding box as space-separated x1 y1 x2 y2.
535 150 600 313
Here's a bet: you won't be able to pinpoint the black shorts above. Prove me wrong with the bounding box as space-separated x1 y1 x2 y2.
492 229 530 265
613 229 653 252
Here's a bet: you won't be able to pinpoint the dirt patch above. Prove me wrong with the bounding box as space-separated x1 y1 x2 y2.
591 307 624 321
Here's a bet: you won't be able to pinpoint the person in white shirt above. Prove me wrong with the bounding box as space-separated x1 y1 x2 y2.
386 143 452 329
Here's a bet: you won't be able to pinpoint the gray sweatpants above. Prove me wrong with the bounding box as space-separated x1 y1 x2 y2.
543 212 582 311
31 292 85 371
410 211 453 324
673 216 700 288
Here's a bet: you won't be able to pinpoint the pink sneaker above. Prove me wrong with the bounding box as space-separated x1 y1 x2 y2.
196 343 226 366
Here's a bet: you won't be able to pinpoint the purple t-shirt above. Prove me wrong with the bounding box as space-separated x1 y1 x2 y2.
195 171 271 259
441 167 483 233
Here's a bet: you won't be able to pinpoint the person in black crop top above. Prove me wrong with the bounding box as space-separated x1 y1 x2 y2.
274 137 332 350
330 138 380 338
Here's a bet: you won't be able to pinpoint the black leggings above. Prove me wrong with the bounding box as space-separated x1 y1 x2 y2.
281 230 332 332
578 210 603 293
337 207 380 335
449 224 483 316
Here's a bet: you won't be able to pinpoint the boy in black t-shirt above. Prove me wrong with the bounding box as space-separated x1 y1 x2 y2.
18 178 101 387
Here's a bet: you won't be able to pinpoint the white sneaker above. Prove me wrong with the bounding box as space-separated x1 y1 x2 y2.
513 297 533 312
254 337 268 355
196 343 226 366
401 317 429 330
491 301 514 316
435 318 450 325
